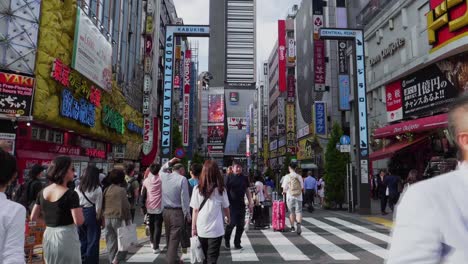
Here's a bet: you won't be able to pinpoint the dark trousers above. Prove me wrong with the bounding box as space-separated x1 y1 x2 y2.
130 208 136 222
148 213 163 249
388 194 400 212
224 207 245 247
380 195 388 213
78 207 100 264
199 236 223 264
163 209 184 264
305 189 315 212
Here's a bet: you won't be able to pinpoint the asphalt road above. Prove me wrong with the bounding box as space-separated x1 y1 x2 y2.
99 208 390 264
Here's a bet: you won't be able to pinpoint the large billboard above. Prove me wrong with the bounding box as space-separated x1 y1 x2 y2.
228 117 247 130
0 72 35 117
207 125 225 144
72 8 112 92
278 20 287 92
208 94 225 123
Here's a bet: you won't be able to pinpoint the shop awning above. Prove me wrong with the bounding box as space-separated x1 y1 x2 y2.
369 136 428 161
374 113 448 139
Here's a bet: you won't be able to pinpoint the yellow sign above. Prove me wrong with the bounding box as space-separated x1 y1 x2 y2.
297 136 315 160
278 147 286 157
427 0 468 49
175 46 182 60
263 141 269 163
146 16 153 33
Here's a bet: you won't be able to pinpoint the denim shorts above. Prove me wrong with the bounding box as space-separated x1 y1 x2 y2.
287 198 303 214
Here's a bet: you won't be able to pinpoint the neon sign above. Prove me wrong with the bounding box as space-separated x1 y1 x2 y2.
102 105 124 134
60 89 95 127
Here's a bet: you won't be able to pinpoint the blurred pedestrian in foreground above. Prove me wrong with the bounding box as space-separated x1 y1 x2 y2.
31 156 84 264
141 163 163 254
75 165 103 264
0 148 26 263
191 160 230 264
388 95 468 263
159 158 191 264
103 169 131 264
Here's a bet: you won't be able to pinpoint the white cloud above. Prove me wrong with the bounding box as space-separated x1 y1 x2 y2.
172 0 302 79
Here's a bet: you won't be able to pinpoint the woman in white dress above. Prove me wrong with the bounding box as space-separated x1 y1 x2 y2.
317 176 325 206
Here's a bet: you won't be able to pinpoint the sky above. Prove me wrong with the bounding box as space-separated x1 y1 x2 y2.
173 0 303 81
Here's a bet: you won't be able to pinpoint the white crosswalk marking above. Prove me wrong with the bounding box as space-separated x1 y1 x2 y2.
126 244 160 263
230 228 260 261
303 217 388 259
261 229 310 261
301 225 359 260
325 217 390 242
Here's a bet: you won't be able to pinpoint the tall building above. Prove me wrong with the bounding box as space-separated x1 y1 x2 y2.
207 0 257 166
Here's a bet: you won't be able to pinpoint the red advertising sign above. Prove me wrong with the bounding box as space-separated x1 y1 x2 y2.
287 75 295 102
184 50 192 94
374 113 448 139
278 20 287 92
208 94 224 123
145 35 153 54
428 0 468 51
385 81 403 122
85 148 106 159
314 40 326 91
182 94 190 146
142 117 153 155
207 125 225 144
142 117 159 166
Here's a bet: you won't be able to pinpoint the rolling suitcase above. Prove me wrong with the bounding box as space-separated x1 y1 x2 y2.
272 192 286 232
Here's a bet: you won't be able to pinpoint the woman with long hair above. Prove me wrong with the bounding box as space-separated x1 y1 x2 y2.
191 160 231 264
75 165 103 264
30 156 84 263
103 169 131 264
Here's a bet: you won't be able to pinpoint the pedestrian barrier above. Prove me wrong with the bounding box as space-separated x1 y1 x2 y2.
24 221 46 263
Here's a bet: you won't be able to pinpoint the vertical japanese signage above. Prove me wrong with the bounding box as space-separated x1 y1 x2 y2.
339 75 351 111
386 80 403 122
288 39 296 63
287 75 295 102
313 0 326 92
182 50 192 146
338 41 348 74
427 0 468 52
286 103 296 152
142 117 153 155
277 97 285 135
0 72 35 116
174 41 182 89
314 101 326 136
278 20 287 92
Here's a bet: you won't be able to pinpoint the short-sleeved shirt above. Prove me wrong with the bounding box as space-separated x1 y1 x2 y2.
225 174 249 208
254 181 265 202
190 186 230 238
36 189 80 227
282 173 304 201
125 175 140 209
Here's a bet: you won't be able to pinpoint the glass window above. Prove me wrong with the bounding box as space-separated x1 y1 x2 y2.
39 128 47 141
31 127 38 140
55 132 63 144
47 130 54 142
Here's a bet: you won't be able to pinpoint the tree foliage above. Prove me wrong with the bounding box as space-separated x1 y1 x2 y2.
323 123 348 209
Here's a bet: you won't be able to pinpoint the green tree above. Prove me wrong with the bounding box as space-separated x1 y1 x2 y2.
323 123 348 209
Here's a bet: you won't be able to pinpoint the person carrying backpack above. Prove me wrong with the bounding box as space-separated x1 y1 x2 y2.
281 163 304 235
15 164 45 214
125 163 139 222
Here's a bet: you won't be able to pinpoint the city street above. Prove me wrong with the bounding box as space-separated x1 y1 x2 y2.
101 209 391 264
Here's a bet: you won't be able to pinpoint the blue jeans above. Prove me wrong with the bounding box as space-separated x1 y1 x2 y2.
78 207 101 264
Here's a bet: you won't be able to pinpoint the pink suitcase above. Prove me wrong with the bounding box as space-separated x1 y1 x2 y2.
272 199 286 232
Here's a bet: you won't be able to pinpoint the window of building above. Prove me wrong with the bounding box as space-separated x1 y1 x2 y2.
32 127 64 144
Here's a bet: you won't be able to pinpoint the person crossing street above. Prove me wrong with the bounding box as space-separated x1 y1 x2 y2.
282 163 304 235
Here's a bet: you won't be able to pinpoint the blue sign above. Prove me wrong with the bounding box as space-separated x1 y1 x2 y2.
340 135 351 145
61 89 95 127
127 122 143 135
314 101 326 135
339 75 351 111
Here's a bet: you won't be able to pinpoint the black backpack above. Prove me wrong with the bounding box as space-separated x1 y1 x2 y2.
14 180 32 207
126 177 137 202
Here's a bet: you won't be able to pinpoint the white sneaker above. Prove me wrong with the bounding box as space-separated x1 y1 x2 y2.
153 248 161 254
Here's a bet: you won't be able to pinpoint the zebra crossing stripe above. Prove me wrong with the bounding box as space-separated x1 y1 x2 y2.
301 225 359 260
230 228 260 261
261 229 310 261
126 244 161 263
325 217 390 242
303 218 388 259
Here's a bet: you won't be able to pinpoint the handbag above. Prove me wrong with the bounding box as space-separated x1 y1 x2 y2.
82 189 104 224
190 236 205 264
117 221 138 251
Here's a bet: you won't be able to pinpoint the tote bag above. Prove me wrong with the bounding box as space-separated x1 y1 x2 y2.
117 221 138 251
190 236 205 263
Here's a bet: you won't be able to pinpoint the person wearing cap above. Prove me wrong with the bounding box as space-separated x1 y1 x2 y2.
159 158 191 264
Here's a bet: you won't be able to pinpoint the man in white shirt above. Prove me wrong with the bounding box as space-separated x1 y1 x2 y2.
282 163 304 235
387 95 468 263
0 148 26 264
